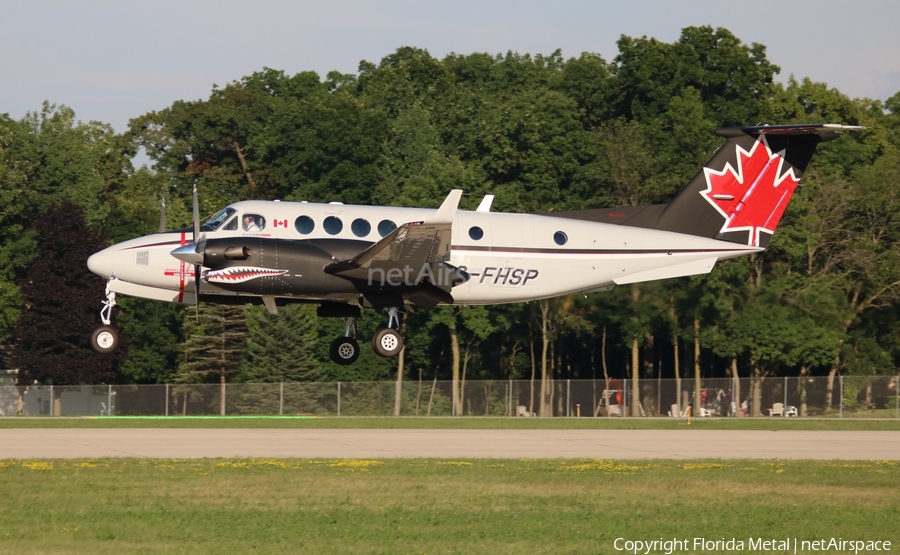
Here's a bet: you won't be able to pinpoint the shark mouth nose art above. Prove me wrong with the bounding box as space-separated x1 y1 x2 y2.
204 267 289 284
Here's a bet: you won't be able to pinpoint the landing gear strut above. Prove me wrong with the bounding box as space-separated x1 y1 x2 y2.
329 317 360 365
372 307 404 358
327 307 406 364
92 282 120 353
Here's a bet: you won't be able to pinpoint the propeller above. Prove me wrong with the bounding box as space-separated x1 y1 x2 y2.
169 185 206 321
191 186 205 322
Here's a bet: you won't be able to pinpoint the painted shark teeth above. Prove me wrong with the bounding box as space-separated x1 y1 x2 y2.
205 267 288 284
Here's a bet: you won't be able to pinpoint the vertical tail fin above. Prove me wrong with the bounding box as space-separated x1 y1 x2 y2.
653 124 861 248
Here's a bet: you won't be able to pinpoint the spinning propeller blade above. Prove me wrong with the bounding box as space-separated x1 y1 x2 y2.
192 186 200 243
192 186 201 322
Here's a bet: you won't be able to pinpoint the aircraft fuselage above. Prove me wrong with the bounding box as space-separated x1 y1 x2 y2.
88 199 758 308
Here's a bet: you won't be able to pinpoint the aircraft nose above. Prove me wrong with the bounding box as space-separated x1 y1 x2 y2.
87 247 114 278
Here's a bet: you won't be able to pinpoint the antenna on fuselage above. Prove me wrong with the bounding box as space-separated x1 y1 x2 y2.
476 194 495 213
159 196 167 233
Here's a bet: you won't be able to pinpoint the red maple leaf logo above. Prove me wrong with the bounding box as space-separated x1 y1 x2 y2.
700 136 800 246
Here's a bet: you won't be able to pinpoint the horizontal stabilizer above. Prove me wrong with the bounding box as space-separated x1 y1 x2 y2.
554 123 863 250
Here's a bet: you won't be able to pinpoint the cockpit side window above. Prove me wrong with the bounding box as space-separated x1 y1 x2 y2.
223 216 238 231
242 214 266 232
201 207 237 231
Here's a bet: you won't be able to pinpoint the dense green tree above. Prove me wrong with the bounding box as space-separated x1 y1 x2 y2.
117 299 183 384
11 203 125 385
240 304 321 382
610 26 779 126
4 27 899 396
373 100 483 208
176 304 247 415
0 104 136 342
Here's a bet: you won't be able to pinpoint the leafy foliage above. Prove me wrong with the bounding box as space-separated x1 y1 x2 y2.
10 203 124 384
240 304 321 382
2 26 899 397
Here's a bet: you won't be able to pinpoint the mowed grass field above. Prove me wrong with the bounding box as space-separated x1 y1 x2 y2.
1 457 899 555
2 418 898 553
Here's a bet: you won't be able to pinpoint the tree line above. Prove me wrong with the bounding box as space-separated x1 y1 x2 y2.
1 26 899 416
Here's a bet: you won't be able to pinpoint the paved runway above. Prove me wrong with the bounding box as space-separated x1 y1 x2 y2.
1 429 898 459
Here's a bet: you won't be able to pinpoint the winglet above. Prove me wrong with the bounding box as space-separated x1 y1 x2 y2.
429 189 463 225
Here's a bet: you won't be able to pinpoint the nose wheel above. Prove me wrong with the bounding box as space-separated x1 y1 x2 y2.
92 326 119 354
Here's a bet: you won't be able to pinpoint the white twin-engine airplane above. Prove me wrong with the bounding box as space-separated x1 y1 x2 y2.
88 124 860 364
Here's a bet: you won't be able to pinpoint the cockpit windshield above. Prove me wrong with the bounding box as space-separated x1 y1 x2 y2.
201 207 237 231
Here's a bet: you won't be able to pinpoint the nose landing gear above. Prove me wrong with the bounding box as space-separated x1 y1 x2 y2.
92 282 120 353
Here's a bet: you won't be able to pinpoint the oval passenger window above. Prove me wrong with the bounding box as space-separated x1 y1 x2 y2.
554 231 568 246
351 218 371 237
295 215 315 235
377 219 397 237
324 216 343 235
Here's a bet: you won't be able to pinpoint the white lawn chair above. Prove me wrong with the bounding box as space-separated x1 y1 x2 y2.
784 405 798 417
516 405 534 417
768 402 784 416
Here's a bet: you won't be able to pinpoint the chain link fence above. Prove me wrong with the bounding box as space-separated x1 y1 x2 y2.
0 376 897 417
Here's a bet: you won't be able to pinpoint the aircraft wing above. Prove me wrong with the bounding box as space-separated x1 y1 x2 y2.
325 190 469 305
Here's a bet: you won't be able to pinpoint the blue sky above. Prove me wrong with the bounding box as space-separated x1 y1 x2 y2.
3 0 898 134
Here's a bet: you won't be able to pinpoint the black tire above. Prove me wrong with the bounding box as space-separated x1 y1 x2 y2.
329 337 360 365
371 328 404 358
91 326 119 354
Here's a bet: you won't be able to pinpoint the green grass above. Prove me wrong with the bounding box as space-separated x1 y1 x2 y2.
0 458 897 554
2 415 900 430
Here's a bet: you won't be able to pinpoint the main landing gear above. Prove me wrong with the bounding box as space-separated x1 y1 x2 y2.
92 282 120 354
329 317 360 366
328 308 404 365
371 307 404 358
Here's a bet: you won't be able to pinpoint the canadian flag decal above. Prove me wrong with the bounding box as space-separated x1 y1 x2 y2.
273 219 288 228
700 136 800 247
